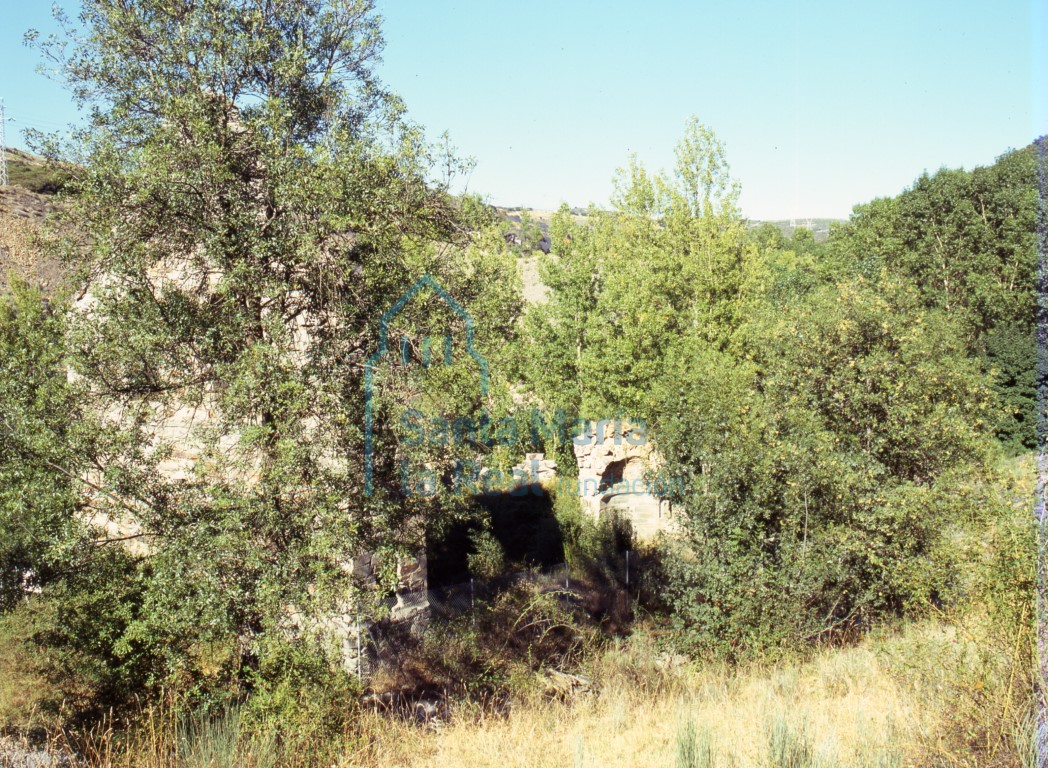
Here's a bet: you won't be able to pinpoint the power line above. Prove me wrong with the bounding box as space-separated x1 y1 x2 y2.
9 113 68 131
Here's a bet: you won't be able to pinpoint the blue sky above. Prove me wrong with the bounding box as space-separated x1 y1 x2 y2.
1 0 1044 219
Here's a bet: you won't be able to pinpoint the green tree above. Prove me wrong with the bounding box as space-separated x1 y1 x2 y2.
655 277 998 658
520 118 757 424
18 0 519 704
0 281 85 610
827 146 1039 449
517 203 601 419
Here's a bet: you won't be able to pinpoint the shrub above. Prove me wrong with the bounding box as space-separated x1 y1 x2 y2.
655 279 998 659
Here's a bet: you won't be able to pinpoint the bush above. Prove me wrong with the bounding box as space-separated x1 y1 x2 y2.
654 279 998 659
0 602 56 730
244 634 362 742
370 578 600 706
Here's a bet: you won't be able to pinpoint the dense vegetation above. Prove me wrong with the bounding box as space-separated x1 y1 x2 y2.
519 130 1041 661
0 0 1042 765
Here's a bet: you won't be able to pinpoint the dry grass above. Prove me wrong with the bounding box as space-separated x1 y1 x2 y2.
0 215 42 269
0 212 71 294
350 623 979 768
2 617 1030 768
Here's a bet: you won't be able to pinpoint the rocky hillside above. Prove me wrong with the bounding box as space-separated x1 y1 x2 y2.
0 149 70 294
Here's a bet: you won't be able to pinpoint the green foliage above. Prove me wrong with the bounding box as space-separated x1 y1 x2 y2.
1 3 1037 739
457 192 501 230
244 634 362 741
0 280 88 609
980 321 1036 453
520 118 756 423
7 0 523 715
831 146 1037 337
550 479 586 560
466 528 507 578
828 144 1039 448
29 548 166 717
0 602 55 728
512 209 547 254
517 203 600 419
654 278 997 658
787 227 817 257
747 221 787 251
517 120 1025 662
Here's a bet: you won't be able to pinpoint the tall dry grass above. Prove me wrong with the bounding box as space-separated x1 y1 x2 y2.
349 620 1025 768
4 617 1031 768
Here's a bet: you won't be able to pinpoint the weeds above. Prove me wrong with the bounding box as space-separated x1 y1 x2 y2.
765 717 815 768
676 718 715 768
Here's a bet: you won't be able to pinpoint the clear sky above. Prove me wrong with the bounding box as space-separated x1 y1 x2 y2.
1 0 1045 220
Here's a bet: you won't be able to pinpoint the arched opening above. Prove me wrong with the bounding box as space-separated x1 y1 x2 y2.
597 457 663 540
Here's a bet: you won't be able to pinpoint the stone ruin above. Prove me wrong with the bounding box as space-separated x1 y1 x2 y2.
74 253 672 680
509 424 675 541
512 452 559 486
73 262 430 679
573 421 675 541
77 387 430 678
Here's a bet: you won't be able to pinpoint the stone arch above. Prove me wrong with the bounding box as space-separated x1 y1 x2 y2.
575 421 674 541
597 456 645 498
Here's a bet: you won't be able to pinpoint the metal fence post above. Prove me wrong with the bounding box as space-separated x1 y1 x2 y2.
356 614 362 680
626 549 632 617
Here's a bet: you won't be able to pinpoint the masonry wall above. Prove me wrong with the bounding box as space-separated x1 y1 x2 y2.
573 421 675 541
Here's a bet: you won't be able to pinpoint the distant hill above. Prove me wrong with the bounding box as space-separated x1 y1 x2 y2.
745 218 844 243
496 206 844 243
1 156 847 296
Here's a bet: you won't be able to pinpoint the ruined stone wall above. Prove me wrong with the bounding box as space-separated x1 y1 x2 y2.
573 421 675 541
73 258 429 676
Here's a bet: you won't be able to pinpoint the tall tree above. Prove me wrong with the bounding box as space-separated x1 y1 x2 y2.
520 118 757 423
828 144 1040 450
19 0 518 697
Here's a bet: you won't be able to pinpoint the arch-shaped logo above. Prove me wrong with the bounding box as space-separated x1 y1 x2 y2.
364 275 489 495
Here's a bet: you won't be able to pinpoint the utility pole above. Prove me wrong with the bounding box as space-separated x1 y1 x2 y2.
0 101 9 187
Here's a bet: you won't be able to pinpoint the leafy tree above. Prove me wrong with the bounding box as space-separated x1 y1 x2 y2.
0 281 86 610
517 204 600 419
16 0 519 703
0 280 165 714
520 118 758 423
827 146 1040 449
787 226 816 256
746 222 786 252
981 321 1036 452
654 277 998 658
835 152 1036 339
